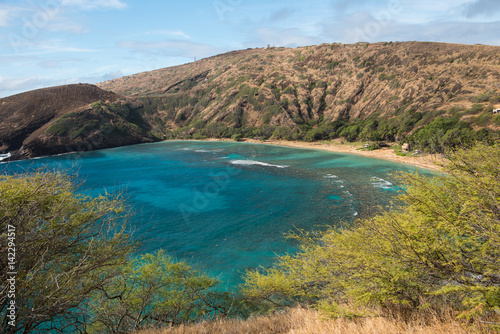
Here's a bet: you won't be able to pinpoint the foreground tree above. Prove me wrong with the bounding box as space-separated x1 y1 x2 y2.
0 172 134 333
0 172 254 333
88 251 249 333
243 144 500 323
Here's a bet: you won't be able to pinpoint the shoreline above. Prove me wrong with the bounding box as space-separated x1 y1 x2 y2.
4 139 444 172
203 138 444 172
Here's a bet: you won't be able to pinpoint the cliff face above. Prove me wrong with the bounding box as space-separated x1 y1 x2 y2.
1 42 500 160
0 84 156 160
98 42 500 132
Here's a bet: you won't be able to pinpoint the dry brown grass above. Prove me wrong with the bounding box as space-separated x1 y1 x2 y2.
134 306 498 334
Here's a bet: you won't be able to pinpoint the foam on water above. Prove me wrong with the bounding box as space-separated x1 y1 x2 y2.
194 149 224 153
229 159 289 168
0 153 11 163
370 176 394 189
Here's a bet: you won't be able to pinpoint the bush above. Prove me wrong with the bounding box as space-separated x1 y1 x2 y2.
89 251 225 332
0 172 247 333
243 144 500 323
46 118 71 136
232 133 243 141
471 92 491 103
0 172 134 333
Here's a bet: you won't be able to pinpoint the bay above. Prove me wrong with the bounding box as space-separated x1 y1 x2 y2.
1 140 429 287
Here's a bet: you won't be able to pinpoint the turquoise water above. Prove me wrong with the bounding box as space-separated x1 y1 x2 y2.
1 141 428 287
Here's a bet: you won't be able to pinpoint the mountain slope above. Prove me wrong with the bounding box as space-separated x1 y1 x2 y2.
98 41 500 143
0 84 157 160
2 42 500 160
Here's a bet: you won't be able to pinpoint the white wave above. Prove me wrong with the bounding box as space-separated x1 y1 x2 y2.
55 152 76 156
334 179 345 186
371 176 393 189
324 174 338 179
194 149 224 153
229 160 289 168
0 153 11 162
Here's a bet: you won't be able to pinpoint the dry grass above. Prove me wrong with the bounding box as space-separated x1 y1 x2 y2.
135 306 498 334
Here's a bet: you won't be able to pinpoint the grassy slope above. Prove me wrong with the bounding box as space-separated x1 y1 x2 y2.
135 306 493 334
0 84 157 159
98 42 500 135
3 42 500 159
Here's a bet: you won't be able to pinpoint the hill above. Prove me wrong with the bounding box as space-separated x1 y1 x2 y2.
0 84 157 160
98 41 500 147
2 41 500 160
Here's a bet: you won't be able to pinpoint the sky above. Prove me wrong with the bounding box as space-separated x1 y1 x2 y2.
0 0 499 98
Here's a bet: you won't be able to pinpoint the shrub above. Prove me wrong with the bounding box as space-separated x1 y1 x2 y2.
471 92 491 103
243 144 500 322
0 172 134 333
232 133 243 141
326 61 339 70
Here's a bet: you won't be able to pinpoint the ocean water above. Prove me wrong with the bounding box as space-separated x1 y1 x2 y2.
1 141 429 288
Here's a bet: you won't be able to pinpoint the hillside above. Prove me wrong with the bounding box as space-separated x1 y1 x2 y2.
0 84 157 160
2 42 500 160
98 41 500 147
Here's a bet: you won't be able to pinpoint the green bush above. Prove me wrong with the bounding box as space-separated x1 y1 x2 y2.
0 172 134 333
243 144 500 321
471 92 491 103
232 133 243 141
0 172 250 333
46 119 71 136
326 61 340 70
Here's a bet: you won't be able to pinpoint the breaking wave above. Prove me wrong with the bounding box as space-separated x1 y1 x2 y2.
229 160 289 168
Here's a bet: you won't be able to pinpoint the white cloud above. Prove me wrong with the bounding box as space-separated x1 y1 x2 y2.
117 40 222 59
10 44 98 57
0 9 9 27
249 27 322 47
46 21 89 34
77 70 124 83
145 30 191 39
0 5 24 27
320 10 500 45
332 0 372 13
0 75 46 96
60 0 127 10
0 70 124 98
462 0 500 18
268 8 295 22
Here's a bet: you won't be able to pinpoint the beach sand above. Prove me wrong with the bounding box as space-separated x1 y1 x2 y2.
205 138 444 172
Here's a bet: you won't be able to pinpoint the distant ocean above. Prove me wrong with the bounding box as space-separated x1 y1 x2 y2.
1 141 429 287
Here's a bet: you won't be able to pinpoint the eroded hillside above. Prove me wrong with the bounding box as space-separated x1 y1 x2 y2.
98 41 500 141
0 84 156 159
2 42 500 160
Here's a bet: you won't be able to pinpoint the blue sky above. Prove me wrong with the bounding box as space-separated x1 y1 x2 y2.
1 0 499 97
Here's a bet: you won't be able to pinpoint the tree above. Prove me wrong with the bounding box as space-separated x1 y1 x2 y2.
0 172 134 333
89 251 228 332
0 172 256 333
242 144 500 322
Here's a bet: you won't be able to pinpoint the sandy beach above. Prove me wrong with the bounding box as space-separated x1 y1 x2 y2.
205 138 444 172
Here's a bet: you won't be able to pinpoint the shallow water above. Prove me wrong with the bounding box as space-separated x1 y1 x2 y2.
2 141 430 287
